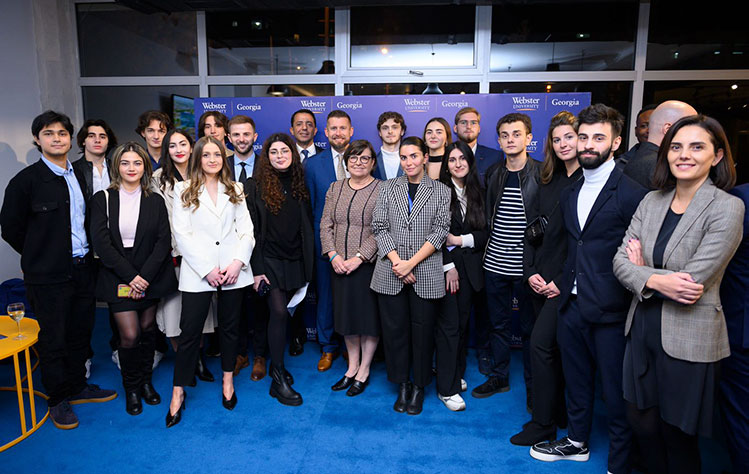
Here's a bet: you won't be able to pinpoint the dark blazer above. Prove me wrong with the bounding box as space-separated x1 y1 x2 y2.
373 150 404 181
1 159 91 284
557 164 647 324
303 147 337 257
622 141 658 190
89 188 177 303
227 154 257 181
442 190 488 292
247 178 315 283
475 144 503 179
72 156 112 200
721 183 749 349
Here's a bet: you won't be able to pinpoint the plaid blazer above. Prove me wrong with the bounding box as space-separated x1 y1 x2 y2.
370 174 451 299
613 179 745 363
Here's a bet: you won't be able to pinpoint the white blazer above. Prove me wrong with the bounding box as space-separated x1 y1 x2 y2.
172 180 255 292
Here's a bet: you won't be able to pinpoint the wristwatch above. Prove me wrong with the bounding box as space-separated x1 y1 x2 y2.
355 252 365 262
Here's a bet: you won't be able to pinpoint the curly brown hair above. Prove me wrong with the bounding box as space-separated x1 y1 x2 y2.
255 133 309 214
180 136 243 209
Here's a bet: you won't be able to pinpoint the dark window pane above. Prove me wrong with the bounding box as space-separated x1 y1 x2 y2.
350 6 475 68
77 4 197 77
647 0 749 70
82 85 199 145
644 80 749 183
490 2 637 72
345 83 479 96
209 84 334 97
207 10 334 75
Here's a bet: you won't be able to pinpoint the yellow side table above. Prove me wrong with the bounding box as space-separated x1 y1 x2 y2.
0 316 48 452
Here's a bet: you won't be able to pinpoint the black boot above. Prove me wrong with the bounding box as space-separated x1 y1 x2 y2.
196 350 214 382
269 364 302 406
406 385 424 415
393 382 412 413
140 329 160 405
119 347 142 415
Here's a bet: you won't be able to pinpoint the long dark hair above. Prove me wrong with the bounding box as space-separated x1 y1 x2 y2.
541 111 577 185
255 133 309 214
652 114 736 191
440 141 485 230
158 129 194 190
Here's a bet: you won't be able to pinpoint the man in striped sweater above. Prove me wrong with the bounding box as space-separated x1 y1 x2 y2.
474 113 540 405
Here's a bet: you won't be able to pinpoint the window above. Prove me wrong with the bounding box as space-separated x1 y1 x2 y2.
209 84 335 97
344 83 479 96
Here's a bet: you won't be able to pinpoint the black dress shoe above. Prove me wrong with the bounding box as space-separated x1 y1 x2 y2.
196 353 214 382
165 393 186 428
510 421 556 446
346 377 369 397
222 391 237 410
289 336 305 356
331 375 355 391
269 365 302 406
125 390 142 416
393 382 412 413
141 383 161 405
406 385 424 415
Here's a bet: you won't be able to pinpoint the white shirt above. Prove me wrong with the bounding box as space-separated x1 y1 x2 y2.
381 148 401 180
451 179 475 249
572 157 616 294
296 143 317 162
92 160 110 194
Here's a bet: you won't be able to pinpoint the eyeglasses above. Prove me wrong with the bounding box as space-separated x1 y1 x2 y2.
458 120 479 127
348 155 372 164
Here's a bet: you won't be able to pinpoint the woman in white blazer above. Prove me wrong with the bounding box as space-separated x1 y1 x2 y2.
166 136 255 427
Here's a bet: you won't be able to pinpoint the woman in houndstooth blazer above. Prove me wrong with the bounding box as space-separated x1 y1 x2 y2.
371 136 451 415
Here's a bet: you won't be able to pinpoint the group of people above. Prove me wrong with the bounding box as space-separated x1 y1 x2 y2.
1 100 747 474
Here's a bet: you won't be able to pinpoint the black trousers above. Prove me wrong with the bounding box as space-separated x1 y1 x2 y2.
456 285 486 379
237 288 269 357
558 298 631 474
719 344 749 474
529 295 566 426
25 260 96 407
378 286 438 388
173 287 244 387
436 292 460 396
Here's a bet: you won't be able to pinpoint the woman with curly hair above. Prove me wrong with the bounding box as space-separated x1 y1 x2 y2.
250 133 314 406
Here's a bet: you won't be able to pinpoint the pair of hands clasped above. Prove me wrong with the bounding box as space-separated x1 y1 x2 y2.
330 254 363 275
391 258 416 285
128 275 149 300
204 260 244 287
528 274 560 299
627 239 704 305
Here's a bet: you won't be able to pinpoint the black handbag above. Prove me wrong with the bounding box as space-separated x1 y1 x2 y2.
524 215 549 246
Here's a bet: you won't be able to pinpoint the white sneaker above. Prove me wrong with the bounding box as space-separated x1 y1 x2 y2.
85 359 92 379
111 350 121 370
153 350 165 369
461 379 467 392
438 393 466 411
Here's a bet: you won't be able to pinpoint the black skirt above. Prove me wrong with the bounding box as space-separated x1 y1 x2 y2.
107 247 159 312
263 256 306 292
332 262 380 337
623 297 719 437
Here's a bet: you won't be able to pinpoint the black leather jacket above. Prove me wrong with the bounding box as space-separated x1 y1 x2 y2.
484 157 541 238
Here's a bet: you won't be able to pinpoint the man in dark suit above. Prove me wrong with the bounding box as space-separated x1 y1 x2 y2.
719 183 749 474
453 106 502 179
227 115 258 183
374 111 406 181
616 104 655 165
530 104 647 474
623 100 696 190
290 109 323 162
1 110 117 430
303 110 354 371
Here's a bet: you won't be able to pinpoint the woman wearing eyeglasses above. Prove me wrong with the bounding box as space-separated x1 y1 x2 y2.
320 139 382 397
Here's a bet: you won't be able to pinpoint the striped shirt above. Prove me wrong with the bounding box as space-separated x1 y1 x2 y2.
484 171 525 277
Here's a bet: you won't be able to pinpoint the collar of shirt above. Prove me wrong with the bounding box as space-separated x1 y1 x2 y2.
296 143 316 159
41 155 72 175
235 152 255 175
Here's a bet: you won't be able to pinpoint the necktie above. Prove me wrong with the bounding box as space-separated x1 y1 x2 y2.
238 162 248 185
302 149 309 161
335 154 347 180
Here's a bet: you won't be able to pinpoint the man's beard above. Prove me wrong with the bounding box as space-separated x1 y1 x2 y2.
578 146 611 169
234 142 254 155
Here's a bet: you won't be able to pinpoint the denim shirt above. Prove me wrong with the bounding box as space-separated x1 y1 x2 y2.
41 155 89 257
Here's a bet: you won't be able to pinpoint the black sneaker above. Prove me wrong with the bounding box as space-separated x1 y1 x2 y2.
69 383 118 405
49 401 79 430
470 376 509 398
530 437 590 462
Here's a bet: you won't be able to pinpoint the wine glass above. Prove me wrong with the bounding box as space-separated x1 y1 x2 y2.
7 302 26 340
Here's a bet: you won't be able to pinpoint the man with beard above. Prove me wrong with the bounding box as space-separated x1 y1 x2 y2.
373 111 406 180
290 109 323 161
530 104 646 474
304 110 355 371
227 115 259 183
453 107 502 179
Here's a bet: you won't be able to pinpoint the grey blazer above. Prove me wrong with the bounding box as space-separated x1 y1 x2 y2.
613 178 745 363
370 174 451 299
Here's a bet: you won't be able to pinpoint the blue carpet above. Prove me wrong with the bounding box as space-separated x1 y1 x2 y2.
0 309 732 473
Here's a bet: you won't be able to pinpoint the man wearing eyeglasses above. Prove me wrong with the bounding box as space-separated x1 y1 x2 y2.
453 107 502 180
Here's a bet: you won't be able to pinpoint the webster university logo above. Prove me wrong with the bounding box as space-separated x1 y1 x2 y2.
300 99 327 113
201 101 228 113
404 98 430 112
511 96 541 111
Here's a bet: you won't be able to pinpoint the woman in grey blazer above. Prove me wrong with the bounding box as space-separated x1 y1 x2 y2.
371 136 451 415
613 115 744 474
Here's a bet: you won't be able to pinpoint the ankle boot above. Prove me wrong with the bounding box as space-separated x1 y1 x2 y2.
196 351 214 382
393 382 412 413
406 385 424 415
269 364 302 406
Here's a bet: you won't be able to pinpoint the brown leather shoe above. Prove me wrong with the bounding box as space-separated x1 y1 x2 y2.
233 354 249 376
317 352 337 372
250 356 266 381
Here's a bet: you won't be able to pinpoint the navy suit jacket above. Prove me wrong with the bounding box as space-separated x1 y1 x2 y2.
227 154 258 181
303 147 337 257
558 164 647 324
474 144 503 180
373 150 404 181
721 183 749 348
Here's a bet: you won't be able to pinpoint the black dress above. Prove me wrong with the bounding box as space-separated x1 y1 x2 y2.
623 209 719 437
